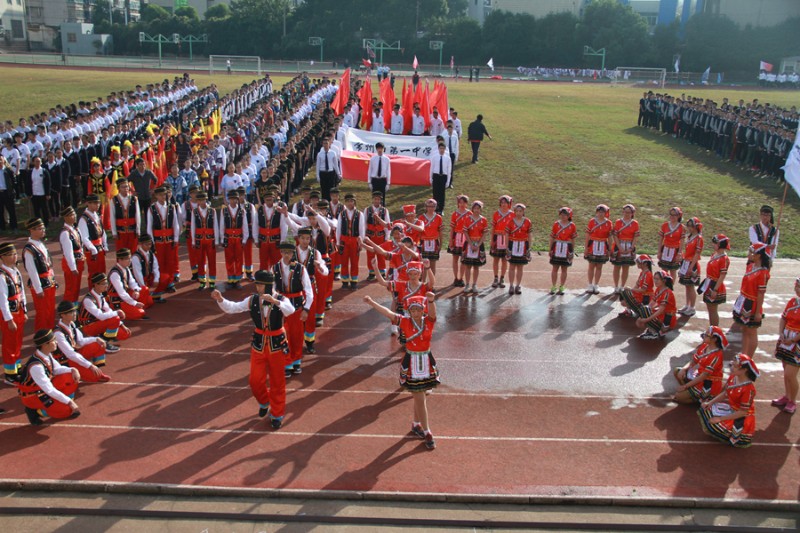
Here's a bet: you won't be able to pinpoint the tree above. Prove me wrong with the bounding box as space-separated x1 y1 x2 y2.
141 4 171 23
682 13 740 72
532 12 580 66
649 20 680 70
576 0 651 67
205 4 231 20
481 10 536 66
91 0 112 32
174 6 199 22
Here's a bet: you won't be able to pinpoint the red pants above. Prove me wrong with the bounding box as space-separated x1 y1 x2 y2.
315 269 332 319
70 343 107 381
86 251 106 286
20 373 78 419
117 299 146 320
31 286 56 331
170 242 180 278
138 285 155 308
340 236 360 283
61 257 84 303
197 240 217 281
155 242 177 283
258 241 280 271
1 308 26 379
366 235 387 274
249 345 287 417
284 308 304 365
243 239 254 273
81 316 131 341
116 232 138 254
224 238 243 282
186 237 200 275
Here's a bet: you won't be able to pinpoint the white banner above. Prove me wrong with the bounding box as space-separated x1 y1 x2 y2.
345 129 440 160
782 128 800 197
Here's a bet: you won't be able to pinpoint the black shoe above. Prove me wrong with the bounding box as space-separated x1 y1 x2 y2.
284 369 292 378
198 283 207 291
349 282 358 290
305 342 316 354
325 302 332 310
270 417 283 429
69 410 81 420
333 274 341 281
411 423 425 439
105 343 121 353
140 315 151 320
246 274 255 282
315 318 323 327
366 273 376 281
155 298 167 304
342 282 350 289
258 406 270 418
25 407 42 426
191 273 199 281
424 433 436 450
292 365 302 375
167 286 177 293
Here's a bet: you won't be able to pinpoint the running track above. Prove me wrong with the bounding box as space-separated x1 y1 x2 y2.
0 240 797 506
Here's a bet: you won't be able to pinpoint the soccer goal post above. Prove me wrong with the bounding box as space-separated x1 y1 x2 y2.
209 55 263 76
612 67 666 89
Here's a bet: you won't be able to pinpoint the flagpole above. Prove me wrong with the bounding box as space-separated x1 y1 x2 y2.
776 181 790 230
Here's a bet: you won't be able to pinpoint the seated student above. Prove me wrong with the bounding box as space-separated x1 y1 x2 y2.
673 326 727 404
698 353 759 448
17 329 81 425
634 270 677 340
619 254 655 318
107 248 147 320
78 273 130 351
131 234 168 307
53 301 111 383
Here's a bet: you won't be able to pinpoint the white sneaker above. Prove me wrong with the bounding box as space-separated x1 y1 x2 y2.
682 307 696 317
593 284 600 294
678 305 688 313
585 284 595 293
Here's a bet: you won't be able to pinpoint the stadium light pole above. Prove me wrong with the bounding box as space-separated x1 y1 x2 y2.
309 37 324 63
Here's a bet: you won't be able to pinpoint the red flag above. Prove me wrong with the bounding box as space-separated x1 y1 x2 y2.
380 77 395 132
402 79 414 135
362 58 372 68
340 151 431 186
358 79 373 130
421 82 431 132
759 60 773 72
331 68 351 116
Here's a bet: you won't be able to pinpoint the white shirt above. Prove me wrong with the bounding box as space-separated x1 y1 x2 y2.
371 111 385 133
316 148 341 180
146 201 181 243
77 210 108 254
109 263 142 306
30 167 46 196
131 247 160 287
444 130 460 160
411 115 425 135
430 152 452 187
217 204 250 243
336 208 366 244
278 258 314 311
191 206 220 246
82 289 118 321
23 238 51 295
59 224 82 273
368 154 391 185
253 205 292 243
54 320 99 369
109 194 141 237
749 223 780 259
220 173 244 203
429 116 445 137
0 264 26 321
390 113 404 135
216 292 295 317
28 350 73 405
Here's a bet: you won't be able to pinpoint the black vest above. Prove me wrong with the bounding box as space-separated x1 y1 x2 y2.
273 261 305 309
247 293 289 352
23 242 55 290
0 266 23 312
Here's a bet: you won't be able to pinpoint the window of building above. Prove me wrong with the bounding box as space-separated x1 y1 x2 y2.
10 19 23 39
67 33 77 43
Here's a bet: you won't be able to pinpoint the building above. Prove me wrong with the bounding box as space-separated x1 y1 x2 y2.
61 21 112 55
24 1 138 52
148 0 231 19
0 0 27 51
701 0 800 29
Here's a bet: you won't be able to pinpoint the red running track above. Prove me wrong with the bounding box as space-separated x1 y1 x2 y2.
0 239 798 504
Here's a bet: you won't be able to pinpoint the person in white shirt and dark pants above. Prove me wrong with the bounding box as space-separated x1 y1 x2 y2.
25 156 51 223
444 121 459 189
368 143 391 205
316 137 341 201
430 143 452 215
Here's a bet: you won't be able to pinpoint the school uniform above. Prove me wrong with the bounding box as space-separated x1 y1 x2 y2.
336 207 365 285
364 205 390 276
585 217 612 264
610 218 639 266
368 154 391 202
53 319 108 381
78 289 131 343
700 253 729 305
549 220 578 266
447 208 470 256
17 350 79 420
506 218 533 264
110 193 140 253
146 201 181 290
460 215 487 266
732 264 770 328
678 234 704 286
430 153 451 213
254 204 287 270
418 212 444 260
273 258 313 374
191 206 219 285
219 204 248 284
108 263 147 320
658 221 684 271
78 209 108 283
776 297 800 366
132 245 167 304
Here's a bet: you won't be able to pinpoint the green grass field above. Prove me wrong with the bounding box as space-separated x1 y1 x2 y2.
1 65 797 256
